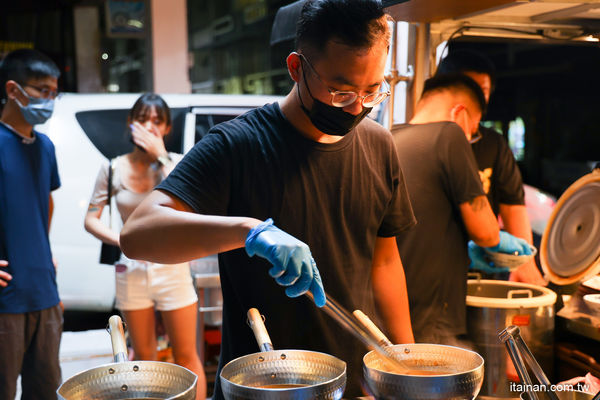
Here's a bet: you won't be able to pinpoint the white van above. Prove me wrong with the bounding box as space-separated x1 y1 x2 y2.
36 93 282 311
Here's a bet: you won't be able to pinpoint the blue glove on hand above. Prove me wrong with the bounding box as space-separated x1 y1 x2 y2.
245 218 326 307
468 241 510 274
486 231 533 256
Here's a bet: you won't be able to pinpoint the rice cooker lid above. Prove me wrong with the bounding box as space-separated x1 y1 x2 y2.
540 168 600 285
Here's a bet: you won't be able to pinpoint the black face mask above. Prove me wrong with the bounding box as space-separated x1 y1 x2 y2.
298 64 372 136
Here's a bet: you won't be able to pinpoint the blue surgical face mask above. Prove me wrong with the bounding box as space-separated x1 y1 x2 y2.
14 84 55 125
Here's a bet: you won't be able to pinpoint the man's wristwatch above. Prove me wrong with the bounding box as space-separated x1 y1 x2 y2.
157 153 172 167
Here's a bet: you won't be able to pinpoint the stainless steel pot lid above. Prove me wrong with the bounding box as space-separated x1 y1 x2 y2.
541 168 600 285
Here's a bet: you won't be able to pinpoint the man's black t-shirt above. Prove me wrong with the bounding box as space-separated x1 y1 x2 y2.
158 102 415 398
392 122 484 341
471 125 525 216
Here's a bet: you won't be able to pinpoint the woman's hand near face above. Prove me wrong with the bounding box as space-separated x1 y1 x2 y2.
0 260 12 287
131 121 168 160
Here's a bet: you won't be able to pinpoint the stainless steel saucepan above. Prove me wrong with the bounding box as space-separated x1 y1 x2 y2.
219 308 347 399
355 310 484 400
58 315 197 400
363 343 485 400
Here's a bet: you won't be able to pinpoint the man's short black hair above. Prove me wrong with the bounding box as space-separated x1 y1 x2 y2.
436 49 496 90
421 73 487 114
295 0 389 59
0 49 60 102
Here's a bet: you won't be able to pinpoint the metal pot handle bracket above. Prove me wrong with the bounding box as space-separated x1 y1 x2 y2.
467 272 483 281
507 289 533 299
498 325 559 400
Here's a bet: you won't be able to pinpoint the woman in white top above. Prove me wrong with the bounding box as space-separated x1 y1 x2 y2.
84 93 206 400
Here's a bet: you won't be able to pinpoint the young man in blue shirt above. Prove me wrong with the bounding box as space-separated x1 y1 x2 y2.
0 48 62 399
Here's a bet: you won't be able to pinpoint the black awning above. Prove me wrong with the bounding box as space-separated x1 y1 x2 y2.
270 0 305 46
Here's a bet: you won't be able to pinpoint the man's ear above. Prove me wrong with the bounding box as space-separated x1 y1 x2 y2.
5 80 20 101
449 103 465 123
286 52 302 83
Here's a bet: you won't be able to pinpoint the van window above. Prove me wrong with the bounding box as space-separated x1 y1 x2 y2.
195 114 240 143
76 107 188 159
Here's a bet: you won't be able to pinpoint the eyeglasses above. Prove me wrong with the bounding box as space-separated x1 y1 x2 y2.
24 84 60 100
299 54 390 108
469 129 482 144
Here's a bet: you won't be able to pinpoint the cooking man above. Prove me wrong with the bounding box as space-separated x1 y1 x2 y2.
120 0 415 397
392 74 532 345
436 49 546 285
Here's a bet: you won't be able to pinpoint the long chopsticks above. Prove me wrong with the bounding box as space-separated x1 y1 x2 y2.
305 291 410 373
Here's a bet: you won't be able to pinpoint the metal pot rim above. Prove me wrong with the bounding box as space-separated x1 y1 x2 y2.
58 359 198 398
220 348 347 390
220 349 347 399
363 343 484 378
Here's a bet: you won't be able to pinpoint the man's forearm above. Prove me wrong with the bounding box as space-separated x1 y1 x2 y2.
120 190 261 263
371 237 414 344
500 204 546 285
499 204 533 243
373 265 414 344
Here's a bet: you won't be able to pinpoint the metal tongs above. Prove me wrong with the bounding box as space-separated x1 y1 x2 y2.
498 325 559 400
306 291 410 373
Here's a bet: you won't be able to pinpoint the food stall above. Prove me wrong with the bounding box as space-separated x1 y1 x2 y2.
52 1 600 398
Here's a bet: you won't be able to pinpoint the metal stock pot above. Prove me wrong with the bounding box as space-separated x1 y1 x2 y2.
466 279 556 399
57 315 197 400
219 308 347 399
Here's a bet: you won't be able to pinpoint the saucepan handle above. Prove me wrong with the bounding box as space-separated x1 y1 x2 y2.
107 315 128 363
247 308 274 352
353 309 393 347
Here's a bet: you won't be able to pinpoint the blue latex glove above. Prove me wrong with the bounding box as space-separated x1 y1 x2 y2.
468 241 510 274
245 218 326 307
486 231 533 256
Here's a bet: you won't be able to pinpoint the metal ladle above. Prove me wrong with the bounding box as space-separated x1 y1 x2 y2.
498 325 559 400
305 291 411 373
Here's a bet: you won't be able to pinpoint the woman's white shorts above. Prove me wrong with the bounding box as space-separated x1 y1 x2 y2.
114 254 198 311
